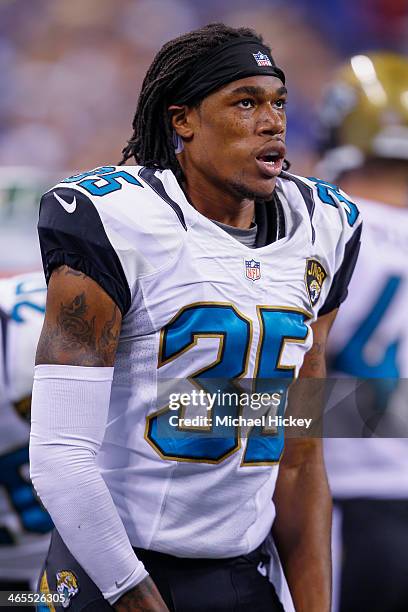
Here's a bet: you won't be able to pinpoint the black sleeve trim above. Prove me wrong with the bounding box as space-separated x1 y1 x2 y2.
280 172 316 243
319 223 362 316
254 192 285 247
138 167 187 230
38 188 132 315
275 192 286 241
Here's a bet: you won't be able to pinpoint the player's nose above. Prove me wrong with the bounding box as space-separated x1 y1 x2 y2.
256 104 285 137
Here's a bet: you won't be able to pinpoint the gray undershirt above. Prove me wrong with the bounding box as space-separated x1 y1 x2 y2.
212 219 258 248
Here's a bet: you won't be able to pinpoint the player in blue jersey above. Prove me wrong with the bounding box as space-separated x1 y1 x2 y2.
30 24 361 612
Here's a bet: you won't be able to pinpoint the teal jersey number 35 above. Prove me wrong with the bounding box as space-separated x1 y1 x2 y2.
146 303 310 466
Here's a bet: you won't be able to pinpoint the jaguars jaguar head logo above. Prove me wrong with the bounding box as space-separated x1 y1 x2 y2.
56 570 79 609
309 279 321 303
305 259 327 307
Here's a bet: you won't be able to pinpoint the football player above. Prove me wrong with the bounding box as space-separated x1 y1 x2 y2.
317 53 408 612
30 24 361 612
0 273 51 605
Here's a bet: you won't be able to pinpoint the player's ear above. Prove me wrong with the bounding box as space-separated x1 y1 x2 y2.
168 104 195 140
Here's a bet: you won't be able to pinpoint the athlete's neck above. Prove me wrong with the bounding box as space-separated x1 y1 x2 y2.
339 161 408 208
179 167 255 229
184 183 255 227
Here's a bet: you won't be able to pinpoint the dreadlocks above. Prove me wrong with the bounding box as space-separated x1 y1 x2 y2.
119 24 271 179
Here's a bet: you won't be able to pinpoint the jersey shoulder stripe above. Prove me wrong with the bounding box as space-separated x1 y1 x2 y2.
279 172 361 232
279 171 316 241
138 167 187 231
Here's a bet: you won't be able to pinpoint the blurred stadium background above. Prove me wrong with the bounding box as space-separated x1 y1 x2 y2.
0 0 407 274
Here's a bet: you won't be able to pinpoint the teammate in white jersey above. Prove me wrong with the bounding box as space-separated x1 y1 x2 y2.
0 273 51 601
30 24 361 612
317 53 408 612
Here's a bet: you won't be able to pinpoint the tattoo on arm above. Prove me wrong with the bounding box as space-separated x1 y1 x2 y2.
36 267 121 367
99 304 119 364
57 293 96 351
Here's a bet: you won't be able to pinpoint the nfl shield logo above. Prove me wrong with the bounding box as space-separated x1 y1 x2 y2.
252 51 272 67
245 259 261 281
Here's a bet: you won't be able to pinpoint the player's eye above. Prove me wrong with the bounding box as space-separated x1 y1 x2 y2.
274 98 287 110
237 98 255 109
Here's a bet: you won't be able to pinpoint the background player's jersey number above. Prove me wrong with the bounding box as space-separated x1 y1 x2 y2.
147 304 309 466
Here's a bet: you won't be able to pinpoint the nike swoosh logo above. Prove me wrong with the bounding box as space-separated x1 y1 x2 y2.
53 191 77 213
115 579 127 589
115 574 133 589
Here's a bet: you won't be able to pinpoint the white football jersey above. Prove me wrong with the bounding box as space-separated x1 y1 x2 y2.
0 272 51 583
38 165 361 558
325 198 408 498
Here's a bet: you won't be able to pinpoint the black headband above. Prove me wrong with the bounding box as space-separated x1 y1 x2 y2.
172 38 285 106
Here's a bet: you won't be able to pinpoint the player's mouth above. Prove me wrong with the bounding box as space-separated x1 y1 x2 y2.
255 142 286 178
